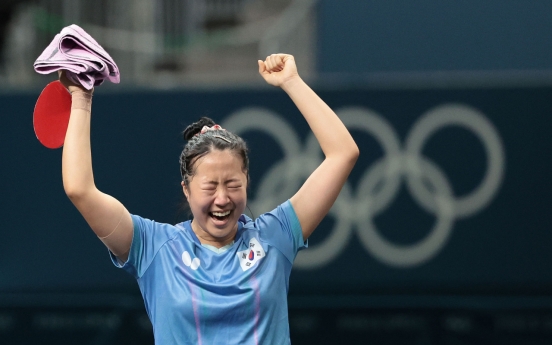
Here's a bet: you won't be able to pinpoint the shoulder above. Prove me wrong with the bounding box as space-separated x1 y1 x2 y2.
240 200 301 237
121 215 194 277
238 200 305 264
131 214 189 242
251 200 299 228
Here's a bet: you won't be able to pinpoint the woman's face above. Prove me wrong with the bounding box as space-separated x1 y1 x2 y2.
183 149 248 247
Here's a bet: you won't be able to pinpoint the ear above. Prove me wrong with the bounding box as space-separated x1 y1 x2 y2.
181 181 189 200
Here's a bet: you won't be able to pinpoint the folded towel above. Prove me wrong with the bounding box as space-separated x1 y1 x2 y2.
34 24 120 90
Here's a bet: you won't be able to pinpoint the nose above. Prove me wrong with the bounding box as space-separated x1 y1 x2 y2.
214 187 230 206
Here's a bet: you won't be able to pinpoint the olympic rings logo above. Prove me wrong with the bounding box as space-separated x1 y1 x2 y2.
222 103 505 268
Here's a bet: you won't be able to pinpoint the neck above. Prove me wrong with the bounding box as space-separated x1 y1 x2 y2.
190 220 237 248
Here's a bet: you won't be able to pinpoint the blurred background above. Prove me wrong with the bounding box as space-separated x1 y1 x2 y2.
1 0 552 344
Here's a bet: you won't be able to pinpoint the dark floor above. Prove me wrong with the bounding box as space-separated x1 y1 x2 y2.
2 294 552 345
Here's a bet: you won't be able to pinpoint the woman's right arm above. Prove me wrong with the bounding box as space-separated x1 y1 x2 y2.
60 71 133 261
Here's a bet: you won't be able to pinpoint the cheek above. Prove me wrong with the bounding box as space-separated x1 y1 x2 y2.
188 193 212 213
231 189 247 206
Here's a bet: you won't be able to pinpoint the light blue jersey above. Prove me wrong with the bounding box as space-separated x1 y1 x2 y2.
111 200 306 345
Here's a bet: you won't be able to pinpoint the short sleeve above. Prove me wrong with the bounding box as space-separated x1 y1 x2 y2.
109 214 179 279
255 200 307 264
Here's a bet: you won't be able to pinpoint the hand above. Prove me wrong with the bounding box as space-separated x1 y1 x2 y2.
258 54 300 88
58 70 93 95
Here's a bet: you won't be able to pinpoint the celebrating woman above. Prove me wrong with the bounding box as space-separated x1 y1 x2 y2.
60 54 358 344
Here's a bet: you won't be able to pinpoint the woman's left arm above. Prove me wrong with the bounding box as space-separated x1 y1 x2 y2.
258 54 359 240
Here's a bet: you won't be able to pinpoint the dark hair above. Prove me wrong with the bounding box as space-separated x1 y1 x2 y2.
179 117 250 188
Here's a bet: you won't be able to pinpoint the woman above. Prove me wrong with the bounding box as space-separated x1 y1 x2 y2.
61 54 358 344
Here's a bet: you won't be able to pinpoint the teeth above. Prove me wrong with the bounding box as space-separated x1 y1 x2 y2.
212 210 231 217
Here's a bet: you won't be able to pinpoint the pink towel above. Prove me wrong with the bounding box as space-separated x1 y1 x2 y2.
33 24 120 90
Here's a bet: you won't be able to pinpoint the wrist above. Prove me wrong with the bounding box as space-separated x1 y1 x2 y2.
68 84 93 95
281 75 303 93
71 91 93 112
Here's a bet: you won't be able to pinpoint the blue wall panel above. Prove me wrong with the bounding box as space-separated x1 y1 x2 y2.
1 86 551 299
317 1 552 74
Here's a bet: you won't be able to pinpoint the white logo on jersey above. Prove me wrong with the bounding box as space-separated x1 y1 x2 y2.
182 251 200 270
237 238 266 271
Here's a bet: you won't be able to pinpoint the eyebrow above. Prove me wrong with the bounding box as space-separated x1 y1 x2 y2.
201 178 241 185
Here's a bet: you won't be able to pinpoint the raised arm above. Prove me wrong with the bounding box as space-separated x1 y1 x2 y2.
60 71 133 261
258 54 359 240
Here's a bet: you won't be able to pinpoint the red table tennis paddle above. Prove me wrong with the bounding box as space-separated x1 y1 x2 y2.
33 80 71 149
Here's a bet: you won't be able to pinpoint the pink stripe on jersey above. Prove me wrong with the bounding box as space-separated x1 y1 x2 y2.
188 281 203 345
251 276 261 345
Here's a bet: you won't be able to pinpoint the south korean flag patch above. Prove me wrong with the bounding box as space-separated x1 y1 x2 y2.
237 237 266 271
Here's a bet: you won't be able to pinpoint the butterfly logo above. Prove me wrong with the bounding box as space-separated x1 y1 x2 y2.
182 251 200 270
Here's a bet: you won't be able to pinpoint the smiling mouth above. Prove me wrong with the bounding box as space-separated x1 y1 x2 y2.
210 210 231 221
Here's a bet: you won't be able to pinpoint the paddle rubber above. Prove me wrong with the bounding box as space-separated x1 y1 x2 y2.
33 80 71 149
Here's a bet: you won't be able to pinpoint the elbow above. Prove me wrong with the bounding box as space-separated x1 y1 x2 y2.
352 144 360 161
347 143 360 165
64 185 85 202
335 144 359 172
330 142 359 168
63 182 94 203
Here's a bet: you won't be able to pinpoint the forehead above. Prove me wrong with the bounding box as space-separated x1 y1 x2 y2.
193 149 245 178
